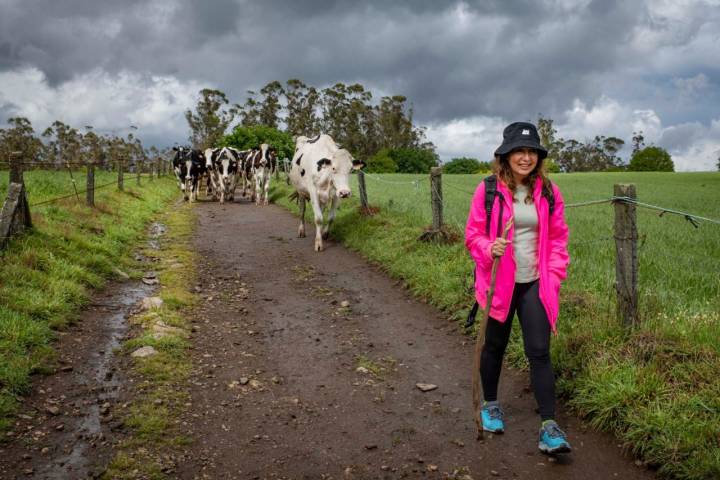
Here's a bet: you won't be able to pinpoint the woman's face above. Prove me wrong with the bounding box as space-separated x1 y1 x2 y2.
508 147 538 180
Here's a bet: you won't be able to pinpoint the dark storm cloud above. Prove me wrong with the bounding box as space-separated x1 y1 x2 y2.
0 0 718 167
0 0 645 122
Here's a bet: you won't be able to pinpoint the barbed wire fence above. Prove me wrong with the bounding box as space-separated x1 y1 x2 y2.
353 167 720 328
1 152 172 251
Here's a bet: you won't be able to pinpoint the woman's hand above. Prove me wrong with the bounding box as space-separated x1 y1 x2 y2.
491 238 510 258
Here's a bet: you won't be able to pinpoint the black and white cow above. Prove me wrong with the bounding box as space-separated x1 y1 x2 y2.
250 144 277 206
172 147 206 202
288 134 364 251
204 146 242 203
241 148 259 200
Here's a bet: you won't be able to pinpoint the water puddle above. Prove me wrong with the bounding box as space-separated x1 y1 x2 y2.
38 222 167 478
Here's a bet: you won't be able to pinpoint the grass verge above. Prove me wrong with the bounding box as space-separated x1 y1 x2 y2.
0 172 179 436
270 177 720 480
103 203 197 479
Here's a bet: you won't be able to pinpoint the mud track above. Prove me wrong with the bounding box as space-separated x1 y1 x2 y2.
174 198 655 480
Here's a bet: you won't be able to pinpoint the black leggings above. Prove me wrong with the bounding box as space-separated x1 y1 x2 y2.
480 280 556 421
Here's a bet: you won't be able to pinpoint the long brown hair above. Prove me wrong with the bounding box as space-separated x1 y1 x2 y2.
492 151 551 205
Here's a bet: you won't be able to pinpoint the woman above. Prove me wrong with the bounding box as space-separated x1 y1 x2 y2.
464 121 571 454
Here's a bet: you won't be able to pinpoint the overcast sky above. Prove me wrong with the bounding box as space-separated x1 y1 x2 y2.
1 0 719 170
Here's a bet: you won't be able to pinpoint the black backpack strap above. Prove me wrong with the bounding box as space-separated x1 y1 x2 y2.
483 175 499 236
542 180 555 216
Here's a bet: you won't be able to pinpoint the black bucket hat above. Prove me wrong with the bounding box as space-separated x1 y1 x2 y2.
494 122 548 160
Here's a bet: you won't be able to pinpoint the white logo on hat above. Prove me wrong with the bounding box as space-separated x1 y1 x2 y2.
522 129 530 135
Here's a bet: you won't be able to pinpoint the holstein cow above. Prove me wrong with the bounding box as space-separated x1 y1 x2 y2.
172 147 206 202
240 148 258 200
205 147 242 203
250 143 277 206
289 134 365 251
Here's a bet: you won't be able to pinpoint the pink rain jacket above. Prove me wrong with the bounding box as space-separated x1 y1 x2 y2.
465 177 570 333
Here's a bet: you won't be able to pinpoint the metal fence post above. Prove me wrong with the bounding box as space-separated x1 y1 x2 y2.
86 161 95 207
614 184 639 327
358 170 369 212
430 167 443 231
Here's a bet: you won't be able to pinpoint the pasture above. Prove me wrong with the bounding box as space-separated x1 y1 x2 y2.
273 171 720 479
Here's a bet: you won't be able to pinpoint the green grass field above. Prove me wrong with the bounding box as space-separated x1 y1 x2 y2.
273 171 720 479
0 169 179 435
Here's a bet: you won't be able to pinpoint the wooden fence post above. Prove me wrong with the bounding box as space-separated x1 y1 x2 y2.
9 151 23 186
430 166 443 231
614 184 639 327
358 170 369 212
117 157 124 191
86 161 95 207
136 159 142 186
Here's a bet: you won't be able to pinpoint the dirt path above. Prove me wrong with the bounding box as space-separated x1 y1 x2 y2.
0 281 154 479
175 198 655 480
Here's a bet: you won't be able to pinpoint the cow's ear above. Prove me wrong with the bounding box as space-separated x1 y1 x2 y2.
352 159 366 171
172 146 178 151
316 158 332 171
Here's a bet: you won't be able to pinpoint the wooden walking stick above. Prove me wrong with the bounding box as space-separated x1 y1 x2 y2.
473 217 513 440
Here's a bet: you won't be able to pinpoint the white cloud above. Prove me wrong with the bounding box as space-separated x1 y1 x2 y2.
426 95 720 171
0 66 203 145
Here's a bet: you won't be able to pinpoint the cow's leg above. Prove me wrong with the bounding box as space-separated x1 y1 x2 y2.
298 195 306 237
310 195 325 252
263 175 270 205
254 174 262 206
322 194 339 240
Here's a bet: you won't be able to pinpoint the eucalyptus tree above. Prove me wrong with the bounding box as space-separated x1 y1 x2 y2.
185 88 238 150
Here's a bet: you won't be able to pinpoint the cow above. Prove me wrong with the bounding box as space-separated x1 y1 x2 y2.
250 143 277 206
206 146 242 203
288 134 365 251
172 146 206 202
241 148 259 200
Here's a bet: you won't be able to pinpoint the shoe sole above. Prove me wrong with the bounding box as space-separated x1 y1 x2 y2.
538 442 571 454
483 426 504 434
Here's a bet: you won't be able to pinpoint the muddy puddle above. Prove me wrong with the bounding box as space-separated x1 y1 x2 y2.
0 222 167 479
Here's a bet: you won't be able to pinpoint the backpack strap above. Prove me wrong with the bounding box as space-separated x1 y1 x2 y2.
483 175 504 237
542 180 555 216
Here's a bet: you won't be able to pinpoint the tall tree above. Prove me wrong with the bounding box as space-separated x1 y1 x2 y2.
42 120 82 166
185 88 237 149
0 117 43 164
631 130 645 155
285 78 320 137
239 91 262 127
258 80 285 129
321 83 351 143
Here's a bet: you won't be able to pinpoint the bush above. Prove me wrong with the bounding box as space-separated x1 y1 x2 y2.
221 125 294 161
366 149 398 173
387 147 439 173
628 146 674 172
545 158 561 173
443 157 480 174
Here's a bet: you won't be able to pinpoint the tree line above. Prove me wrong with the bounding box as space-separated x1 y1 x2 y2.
0 117 161 171
185 80 439 173
443 115 677 174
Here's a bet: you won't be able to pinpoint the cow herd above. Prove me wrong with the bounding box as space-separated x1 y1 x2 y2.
171 144 277 205
171 134 365 252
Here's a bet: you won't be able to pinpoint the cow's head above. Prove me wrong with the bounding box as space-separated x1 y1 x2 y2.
316 149 365 199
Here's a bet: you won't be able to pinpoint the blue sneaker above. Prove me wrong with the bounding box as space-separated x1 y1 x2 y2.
538 420 572 454
481 402 505 433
